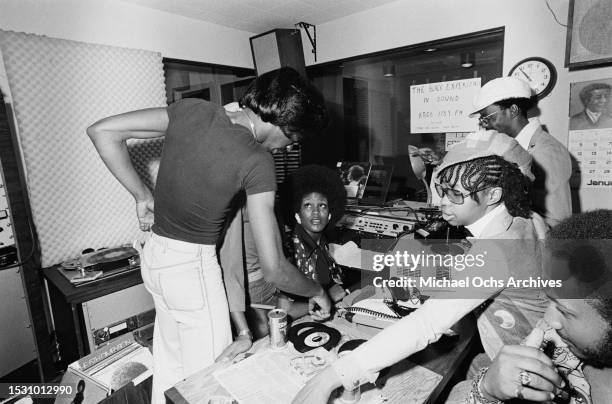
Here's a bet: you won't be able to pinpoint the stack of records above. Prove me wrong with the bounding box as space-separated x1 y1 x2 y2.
55 334 153 404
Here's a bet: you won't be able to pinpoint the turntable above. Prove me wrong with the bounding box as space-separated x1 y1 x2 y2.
57 246 140 286
80 246 139 272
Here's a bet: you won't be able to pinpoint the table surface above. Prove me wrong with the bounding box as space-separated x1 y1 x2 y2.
43 265 143 304
166 314 476 404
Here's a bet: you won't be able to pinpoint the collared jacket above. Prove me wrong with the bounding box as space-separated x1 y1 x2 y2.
528 126 572 227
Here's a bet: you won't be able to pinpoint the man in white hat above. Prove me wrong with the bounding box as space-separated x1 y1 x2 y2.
469 77 572 227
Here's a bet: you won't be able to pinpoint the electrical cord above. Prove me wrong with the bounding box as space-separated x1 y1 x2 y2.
546 0 567 27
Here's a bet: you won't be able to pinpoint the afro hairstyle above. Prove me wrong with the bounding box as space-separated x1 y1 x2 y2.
280 164 346 226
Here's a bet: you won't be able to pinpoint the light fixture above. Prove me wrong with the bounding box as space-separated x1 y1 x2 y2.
383 65 396 77
460 52 475 68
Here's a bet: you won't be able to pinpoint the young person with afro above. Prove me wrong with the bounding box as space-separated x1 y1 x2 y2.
277 164 349 319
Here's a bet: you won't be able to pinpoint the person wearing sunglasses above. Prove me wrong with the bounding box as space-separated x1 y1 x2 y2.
293 131 550 404
469 77 571 228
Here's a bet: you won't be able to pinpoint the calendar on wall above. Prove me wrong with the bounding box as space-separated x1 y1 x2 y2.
567 129 612 188
568 78 612 188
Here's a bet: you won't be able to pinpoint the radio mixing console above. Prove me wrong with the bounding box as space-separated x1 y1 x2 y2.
336 207 430 238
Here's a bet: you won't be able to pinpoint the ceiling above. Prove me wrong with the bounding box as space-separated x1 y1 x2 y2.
120 0 398 33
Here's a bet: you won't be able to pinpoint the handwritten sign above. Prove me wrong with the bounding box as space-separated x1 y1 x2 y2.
410 78 481 133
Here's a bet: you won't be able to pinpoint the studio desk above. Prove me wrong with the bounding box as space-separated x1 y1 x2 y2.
165 311 476 404
166 207 477 403
166 259 476 404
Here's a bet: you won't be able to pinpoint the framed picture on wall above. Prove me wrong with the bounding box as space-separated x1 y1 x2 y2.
567 78 612 189
565 0 612 70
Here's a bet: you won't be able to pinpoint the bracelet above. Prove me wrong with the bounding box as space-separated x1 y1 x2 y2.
237 329 253 339
468 367 502 404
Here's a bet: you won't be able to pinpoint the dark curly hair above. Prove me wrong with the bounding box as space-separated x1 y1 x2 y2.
239 67 329 142
436 155 532 218
548 209 612 240
281 164 346 226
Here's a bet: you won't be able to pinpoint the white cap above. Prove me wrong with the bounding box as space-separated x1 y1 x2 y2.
434 130 535 182
469 77 533 117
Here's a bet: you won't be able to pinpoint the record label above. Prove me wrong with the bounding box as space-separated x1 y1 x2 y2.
292 325 341 353
304 331 331 348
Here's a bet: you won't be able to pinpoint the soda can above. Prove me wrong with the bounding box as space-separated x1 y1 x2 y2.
268 309 288 350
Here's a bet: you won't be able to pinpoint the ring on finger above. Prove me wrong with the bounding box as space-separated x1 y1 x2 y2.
519 370 532 386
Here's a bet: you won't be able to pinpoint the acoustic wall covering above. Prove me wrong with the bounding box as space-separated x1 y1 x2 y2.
0 30 166 267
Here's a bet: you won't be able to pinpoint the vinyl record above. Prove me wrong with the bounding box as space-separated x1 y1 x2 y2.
82 246 138 265
338 339 367 354
80 246 139 271
292 325 341 353
288 322 324 344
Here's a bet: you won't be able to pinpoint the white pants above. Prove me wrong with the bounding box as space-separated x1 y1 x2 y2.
139 232 232 404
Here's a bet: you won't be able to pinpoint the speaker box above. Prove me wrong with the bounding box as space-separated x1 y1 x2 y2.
250 29 307 78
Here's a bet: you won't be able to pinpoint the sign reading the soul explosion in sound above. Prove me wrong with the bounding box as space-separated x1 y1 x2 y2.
410 78 481 133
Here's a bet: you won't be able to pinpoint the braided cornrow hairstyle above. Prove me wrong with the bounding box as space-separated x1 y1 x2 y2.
437 155 532 218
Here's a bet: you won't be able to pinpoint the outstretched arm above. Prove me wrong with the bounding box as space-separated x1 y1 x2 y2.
293 298 486 404
86 108 168 230
247 191 331 319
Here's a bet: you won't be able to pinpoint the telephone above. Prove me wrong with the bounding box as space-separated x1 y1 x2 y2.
337 285 422 330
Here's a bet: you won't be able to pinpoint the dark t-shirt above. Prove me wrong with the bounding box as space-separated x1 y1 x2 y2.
152 99 276 244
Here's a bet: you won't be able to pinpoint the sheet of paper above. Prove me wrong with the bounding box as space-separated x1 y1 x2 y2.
213 347 332 404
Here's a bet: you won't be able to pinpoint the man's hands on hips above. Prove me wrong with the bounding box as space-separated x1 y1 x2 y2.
136 198 154 231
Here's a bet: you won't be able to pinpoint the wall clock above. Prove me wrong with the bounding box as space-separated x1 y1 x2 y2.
508 57 557 99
